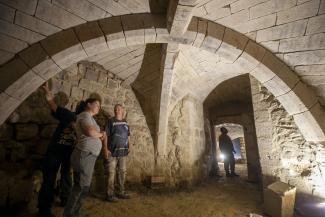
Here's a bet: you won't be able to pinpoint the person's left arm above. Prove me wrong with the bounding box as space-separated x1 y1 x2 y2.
102 123 111 160
228 136 236 153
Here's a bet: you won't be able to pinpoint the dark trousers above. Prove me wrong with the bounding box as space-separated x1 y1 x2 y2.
63 148 97 217
38 145 74 213
224 152 235 174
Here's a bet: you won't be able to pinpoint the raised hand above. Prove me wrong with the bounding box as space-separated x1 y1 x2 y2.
41 82 50 93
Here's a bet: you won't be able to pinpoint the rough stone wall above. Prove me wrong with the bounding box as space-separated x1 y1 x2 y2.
165 95 207 186
0 61 155 206
239 137 247 162
250 76 325 208
52 61 155 185
203 117 215 174
0 90 56 207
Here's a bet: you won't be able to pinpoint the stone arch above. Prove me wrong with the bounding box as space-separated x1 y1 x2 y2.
214 123 245 159
212 115 261 182
215 123 244 139
0 14 324 143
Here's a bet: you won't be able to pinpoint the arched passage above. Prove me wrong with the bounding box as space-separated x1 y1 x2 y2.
0 15 324 146
214 123 247 175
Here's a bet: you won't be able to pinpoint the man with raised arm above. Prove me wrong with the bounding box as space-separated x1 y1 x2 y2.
38 82 76 217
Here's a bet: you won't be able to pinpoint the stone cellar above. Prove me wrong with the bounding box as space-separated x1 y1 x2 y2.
0 0 325 216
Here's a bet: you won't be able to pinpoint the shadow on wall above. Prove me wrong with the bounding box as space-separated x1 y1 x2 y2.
149 0 168 14
294 192 325 217
131 44 163 144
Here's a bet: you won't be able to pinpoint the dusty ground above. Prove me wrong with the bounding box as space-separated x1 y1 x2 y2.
15 164 265 217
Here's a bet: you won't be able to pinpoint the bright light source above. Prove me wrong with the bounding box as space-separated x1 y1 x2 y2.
220 154 225 160
317 202 325 208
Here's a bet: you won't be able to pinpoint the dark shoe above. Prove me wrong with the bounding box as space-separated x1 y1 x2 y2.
231 173 239 177
38 210 55 217
105 195 118 202
226 173 231 177
116 192 130 199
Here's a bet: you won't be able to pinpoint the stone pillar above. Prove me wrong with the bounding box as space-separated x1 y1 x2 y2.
154 44 178 170
243 124 262 183
239 137 246 162
209 122 220 176
250 76 278 187
242 90 263 183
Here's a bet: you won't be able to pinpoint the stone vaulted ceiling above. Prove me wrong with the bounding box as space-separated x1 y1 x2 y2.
0 0 325 147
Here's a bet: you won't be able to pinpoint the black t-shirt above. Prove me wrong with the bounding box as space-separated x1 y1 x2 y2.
49 106 76 148
105 117 130 157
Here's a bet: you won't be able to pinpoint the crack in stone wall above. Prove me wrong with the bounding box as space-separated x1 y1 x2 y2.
165 95 208 186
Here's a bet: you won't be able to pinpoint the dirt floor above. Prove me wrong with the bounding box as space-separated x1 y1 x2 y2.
15 164 265 217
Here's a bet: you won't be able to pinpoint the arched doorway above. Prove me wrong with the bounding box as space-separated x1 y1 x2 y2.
215 123 247 177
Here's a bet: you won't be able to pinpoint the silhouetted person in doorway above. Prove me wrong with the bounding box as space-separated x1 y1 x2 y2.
219 127 239 177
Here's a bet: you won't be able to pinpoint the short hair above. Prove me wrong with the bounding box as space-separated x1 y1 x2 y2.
114 104 124 111
220 127 227 133
75 98 99 115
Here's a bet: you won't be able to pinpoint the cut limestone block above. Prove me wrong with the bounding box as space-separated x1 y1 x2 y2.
35 0 85 29
19 43 61 80
250 214 264 217
99 16 126 49
15 11 60 36
217 28 248 63
121 14 145 46
1 0 38 15
201 21 224 53
142 14 159 44
263 181 296 217
74 21 109 56
189 18 205 48
150 175 166 189
41 29 87 69
183 16 198 45
52 0 106 21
